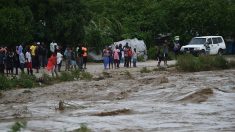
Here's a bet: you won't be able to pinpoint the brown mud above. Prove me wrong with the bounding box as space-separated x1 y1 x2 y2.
0 61 235 131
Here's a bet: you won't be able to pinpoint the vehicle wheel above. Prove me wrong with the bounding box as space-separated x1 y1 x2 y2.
199 50 206 56
218 49 223 56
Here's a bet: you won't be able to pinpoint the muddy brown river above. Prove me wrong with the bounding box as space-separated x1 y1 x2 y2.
0 61 235 132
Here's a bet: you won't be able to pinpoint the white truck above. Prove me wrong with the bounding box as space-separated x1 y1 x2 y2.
180 36 226 55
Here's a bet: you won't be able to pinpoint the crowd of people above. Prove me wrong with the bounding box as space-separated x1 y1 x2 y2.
0 40 180 77
102 43 138 70
0 43 48 76
0 42 88 77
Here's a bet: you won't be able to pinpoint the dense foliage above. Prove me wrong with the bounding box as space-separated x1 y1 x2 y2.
177 54 230 72
0 0 234 49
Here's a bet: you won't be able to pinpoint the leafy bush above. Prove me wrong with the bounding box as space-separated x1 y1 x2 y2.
17 73 37 88
71 69 81 79
9 121 27 132
177 54 229 72
0 75 11 90
59 71 74 81
168 51 175 60
147 47 157 60
212 56 229 69
137 55 145 62
140 67 151 73
80 72 93 80
40 73 54 85
73 124 91 132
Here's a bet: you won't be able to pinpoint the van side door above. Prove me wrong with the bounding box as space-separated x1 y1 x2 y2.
206 38 212 54
211 37 219 54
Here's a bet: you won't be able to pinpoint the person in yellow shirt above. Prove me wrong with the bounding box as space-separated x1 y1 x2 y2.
30 43 36 56
30 42 39 73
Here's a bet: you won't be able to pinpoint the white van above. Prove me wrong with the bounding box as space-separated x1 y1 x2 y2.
180 36 226 55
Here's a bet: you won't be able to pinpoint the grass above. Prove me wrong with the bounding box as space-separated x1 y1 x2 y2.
137 55 145 62
124 70 134 79
177 54 230 72
80 72 93 81
59 71 75 81
71 69 81 79
102 71 111 78
0 75 11 90
0 69 94 90
73 124 91 132
140 67 151 73
9 121 27 132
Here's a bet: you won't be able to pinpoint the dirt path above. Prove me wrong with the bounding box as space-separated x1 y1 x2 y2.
0 61 235 132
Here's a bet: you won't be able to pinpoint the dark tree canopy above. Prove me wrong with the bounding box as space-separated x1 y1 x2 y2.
0 0 234 48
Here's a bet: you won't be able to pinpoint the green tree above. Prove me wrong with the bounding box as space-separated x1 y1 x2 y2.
0 7 33 45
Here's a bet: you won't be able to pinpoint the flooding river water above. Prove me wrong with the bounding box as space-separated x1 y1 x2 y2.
0 61 235 131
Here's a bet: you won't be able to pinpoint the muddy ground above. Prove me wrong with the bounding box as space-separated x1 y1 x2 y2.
0 61 235 132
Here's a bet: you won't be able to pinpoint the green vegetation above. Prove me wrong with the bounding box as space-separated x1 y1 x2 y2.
17 73 37 88
72 69 81 79
0 73 37 90
59 71 74 82
9 121 27 132
0 0 234 50
0 70 93 90
137 55 145 62
124 70 134 79
140 67 151 73
147 47 157 60
177 54 230 72
80 72 93 81
73 124 91 132
0 75 11 90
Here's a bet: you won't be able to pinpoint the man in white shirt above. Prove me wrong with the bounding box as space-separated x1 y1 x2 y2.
25 48 33 75
50 42 58 53
57 51 63 72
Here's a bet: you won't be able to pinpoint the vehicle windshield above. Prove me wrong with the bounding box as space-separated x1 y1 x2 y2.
189 38 206 45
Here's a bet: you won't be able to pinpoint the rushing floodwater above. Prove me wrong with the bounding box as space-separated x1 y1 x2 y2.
0 63 235 131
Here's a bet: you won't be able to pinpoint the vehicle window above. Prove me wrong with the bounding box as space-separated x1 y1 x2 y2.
212 38 218 44
207 38 212 44
189 38 206 45
217 37 223 43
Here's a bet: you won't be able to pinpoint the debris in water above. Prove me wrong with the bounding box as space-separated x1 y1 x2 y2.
58 100 64 111
92 108 131 116
160 76 169 84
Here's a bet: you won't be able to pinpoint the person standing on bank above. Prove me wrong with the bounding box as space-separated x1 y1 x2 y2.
132 48 137 67
173 40 180 59
102 46 110 70
76 45 83 70
19 49 25 73
57 49 63 72
163 40 169 66
82 45 88 69
26 47 33 75
113 45 120 68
